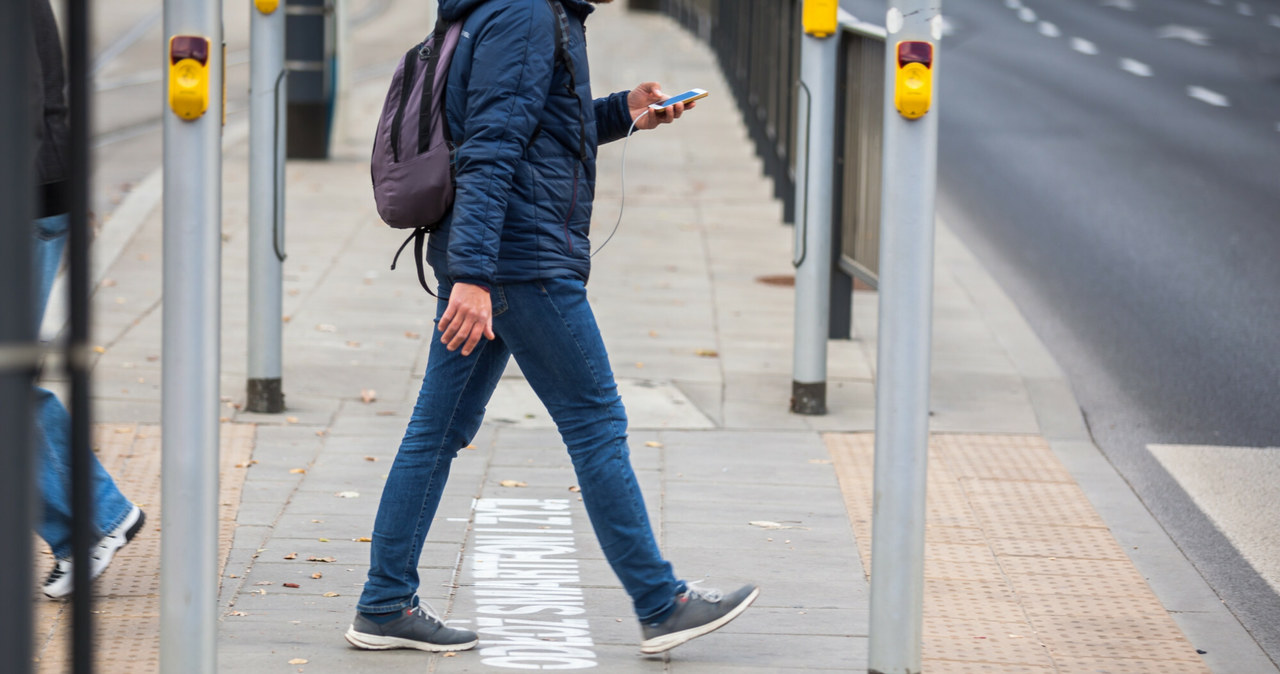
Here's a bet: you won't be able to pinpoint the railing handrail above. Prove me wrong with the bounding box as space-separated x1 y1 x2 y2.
838 10 887 40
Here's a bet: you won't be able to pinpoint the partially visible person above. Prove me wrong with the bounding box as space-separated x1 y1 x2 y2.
28 0 144 600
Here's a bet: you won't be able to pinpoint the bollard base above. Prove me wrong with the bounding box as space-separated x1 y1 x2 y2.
790 381 827 415
247 378 285 414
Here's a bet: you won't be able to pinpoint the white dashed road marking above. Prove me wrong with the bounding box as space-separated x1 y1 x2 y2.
1039 21 1061 37
1270 14 1280 28
1188 86 1230 107
1120 58 1153 77
1018 7 1037 22
1156 24 1213 46
1005 0 1022 9
1101 0 1137 9
1071 37 1098 54
1238 2 1254 16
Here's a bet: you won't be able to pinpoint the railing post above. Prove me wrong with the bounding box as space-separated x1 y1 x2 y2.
0 1 36 671
161 0 223 670
867 1 942 672
790 0 840 415
248 0 287 413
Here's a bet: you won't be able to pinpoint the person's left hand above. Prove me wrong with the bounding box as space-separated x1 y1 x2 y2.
628 82 696 130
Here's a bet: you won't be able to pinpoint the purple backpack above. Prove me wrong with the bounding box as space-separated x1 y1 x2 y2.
372 20 463 232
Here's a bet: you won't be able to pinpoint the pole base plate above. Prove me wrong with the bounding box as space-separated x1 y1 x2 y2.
247 377 285 414
790 381 827 415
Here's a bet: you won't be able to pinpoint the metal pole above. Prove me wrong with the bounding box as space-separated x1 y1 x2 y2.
161 0 222 670
790 1 839 415
248 0 286 413
867 2 941 673
0 0 35 670
66 0 97 670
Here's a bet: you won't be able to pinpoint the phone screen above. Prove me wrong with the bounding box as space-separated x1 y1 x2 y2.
653 89 708 109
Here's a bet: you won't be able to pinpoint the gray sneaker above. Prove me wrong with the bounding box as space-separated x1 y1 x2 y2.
640 584 759 654
345 604 479 652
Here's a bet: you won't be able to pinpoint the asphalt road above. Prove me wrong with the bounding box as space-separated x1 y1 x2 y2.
858 0 1280 663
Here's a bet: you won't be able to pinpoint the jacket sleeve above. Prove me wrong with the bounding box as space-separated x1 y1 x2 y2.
594 90 633 146
447 0 557 287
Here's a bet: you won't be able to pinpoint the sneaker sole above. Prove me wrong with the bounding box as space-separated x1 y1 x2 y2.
344 626 479 652
639 586 760 654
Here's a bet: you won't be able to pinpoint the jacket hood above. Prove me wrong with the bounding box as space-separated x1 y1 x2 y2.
439 0 594 22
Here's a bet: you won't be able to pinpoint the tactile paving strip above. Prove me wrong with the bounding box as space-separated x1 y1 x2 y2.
826 432 1211 673
32 423 256 674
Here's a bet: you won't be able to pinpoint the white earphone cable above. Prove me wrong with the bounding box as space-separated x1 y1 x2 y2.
590 108 650 258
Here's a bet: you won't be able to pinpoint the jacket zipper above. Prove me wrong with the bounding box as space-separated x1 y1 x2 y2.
564 163 580 254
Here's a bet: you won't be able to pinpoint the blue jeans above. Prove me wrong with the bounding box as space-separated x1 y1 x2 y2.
358 277 684 623
32 214 133 558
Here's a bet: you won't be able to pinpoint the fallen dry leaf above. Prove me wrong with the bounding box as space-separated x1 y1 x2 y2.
315 429 328 437
499 480 528 488
443 652 458 658
336 491 360 498
694 348 719 358
228 611 247 617
318 538 330 543
355 537 372 543
364 456 378 462
568 486 581 493
308 556 336 563
323 592 340 598
286 416 299 424
311 573 323 579
290 468 307 474
283 553 297 560
360 389 377 404
644 441 663 448
283 582 300 588
288 659 307 665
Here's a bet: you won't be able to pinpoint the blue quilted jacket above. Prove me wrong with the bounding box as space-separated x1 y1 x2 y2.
427 0 634 288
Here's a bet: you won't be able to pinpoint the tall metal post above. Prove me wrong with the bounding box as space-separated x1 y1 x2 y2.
161 0 223 671
790 0 840 416
248 0 286 413
0 1 35 671
867 2 942 673
66 0 98 670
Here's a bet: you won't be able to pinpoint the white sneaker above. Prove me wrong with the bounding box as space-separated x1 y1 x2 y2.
42 505 146 599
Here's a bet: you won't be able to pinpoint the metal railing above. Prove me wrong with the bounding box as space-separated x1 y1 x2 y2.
645 1 885 289
834 17 886 288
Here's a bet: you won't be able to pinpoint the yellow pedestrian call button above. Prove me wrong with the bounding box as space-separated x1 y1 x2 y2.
894 40 934 120
168 35 211 121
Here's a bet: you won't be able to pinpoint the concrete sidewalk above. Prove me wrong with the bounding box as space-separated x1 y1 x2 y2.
33 4 1275 673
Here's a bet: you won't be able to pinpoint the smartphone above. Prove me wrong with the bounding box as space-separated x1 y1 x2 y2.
650 88 709 110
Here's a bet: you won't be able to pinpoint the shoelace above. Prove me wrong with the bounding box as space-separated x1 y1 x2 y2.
685 580 722 603
412 602 446 624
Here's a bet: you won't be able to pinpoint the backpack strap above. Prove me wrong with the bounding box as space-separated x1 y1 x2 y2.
544 0 589 164
388 42 420 163
417 19 453 154
391 227 438 297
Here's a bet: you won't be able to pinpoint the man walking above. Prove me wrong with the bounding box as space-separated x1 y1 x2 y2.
346 0 757 656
